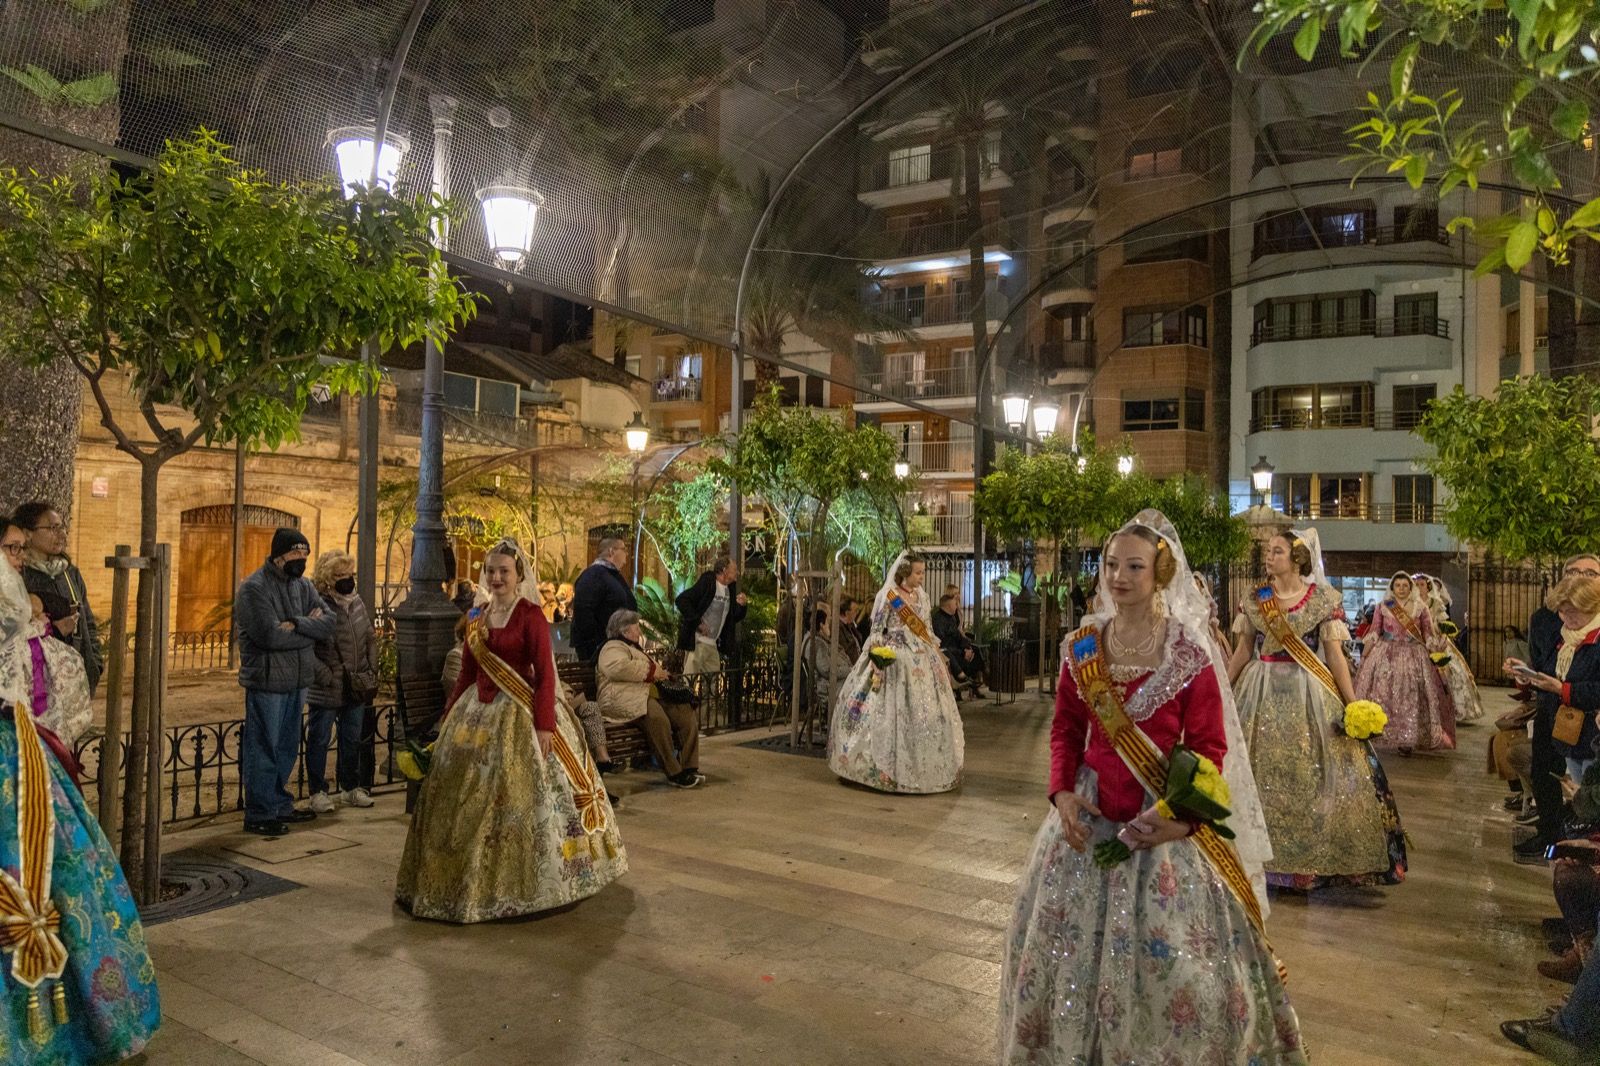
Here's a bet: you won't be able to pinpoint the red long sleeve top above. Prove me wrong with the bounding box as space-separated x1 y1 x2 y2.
446 600 557 733
1048 645 1228 823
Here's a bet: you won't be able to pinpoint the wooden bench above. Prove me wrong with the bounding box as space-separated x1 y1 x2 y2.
556 659 652 772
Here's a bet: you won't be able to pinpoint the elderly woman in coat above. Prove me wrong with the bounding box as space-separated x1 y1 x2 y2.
306 550 380 812
596 609 703 788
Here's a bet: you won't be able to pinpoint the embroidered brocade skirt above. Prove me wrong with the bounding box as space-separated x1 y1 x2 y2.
998 770 1307 1065
396 691 626 923
827 637 963 794
1235 660 1406 888
0 717 160 1064
1439 653 1484 724
1353 640 1457 751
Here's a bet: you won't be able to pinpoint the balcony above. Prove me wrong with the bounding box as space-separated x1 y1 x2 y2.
856 361 976 408
901 432 976 475
1500 337 1551 379
390 399 537 449
870 218 1014 276
653 375 703 403
1247 407 1430 433
907 507 975 548
1040 339 1096 372
1279 501 1440 524
1041 260 1096 309
1252 223 1452 259
857 145 1012 209
864 291 989 331
1249 315 1450 347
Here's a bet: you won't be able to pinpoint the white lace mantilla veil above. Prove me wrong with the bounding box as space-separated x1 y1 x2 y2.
1289 526 1330 589
0 562 33 706
1074 508 1274 917
871 550 928 625
475 540 540 611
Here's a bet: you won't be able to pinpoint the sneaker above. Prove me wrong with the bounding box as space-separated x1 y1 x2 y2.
341 788 375 808
308 792 335 814
1514 837 1552 865
243 820 288 837
1516 805 1541 825
1503 793 1524 812
667 770 702 789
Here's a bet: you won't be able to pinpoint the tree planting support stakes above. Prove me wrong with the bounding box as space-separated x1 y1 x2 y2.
105 545 169 904
98 545 133 848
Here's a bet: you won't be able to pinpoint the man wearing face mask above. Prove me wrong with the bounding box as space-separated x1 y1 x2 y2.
235 528 335 836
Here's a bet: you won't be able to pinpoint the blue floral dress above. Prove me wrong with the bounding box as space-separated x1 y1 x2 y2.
0 712 160 1063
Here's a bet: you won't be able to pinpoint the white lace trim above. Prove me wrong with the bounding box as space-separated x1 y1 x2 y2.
1066 625 1207 723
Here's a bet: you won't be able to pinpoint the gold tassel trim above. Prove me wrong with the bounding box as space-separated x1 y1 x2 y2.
27 988 48 1044
52 981 67 1025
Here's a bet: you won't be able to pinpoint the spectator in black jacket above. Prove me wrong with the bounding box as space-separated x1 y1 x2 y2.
571 538 637 661
677 555 747 674
1508 554 1600 863
14 500 101 695
933 591 985 699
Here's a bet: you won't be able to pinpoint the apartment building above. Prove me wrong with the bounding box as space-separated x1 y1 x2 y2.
1226 44 1483 592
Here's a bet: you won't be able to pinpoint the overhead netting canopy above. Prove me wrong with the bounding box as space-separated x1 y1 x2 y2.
0 0 1588 388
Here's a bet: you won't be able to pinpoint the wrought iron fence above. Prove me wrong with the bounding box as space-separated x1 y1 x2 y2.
73 702 405 826
1467 561 1554 684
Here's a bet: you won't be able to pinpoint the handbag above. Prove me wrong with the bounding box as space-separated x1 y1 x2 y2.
1554 704 1587 747
652 679 699 708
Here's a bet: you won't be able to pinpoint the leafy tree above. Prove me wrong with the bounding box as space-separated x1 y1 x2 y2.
639 468 731 592
1247 0 1600 282
0 130 474 882
1415 375 1600 560
974 433 1135 553
714 389 902 573
1122 474 1251 570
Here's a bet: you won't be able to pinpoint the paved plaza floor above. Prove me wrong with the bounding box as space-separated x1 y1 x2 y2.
129 690 1553 1065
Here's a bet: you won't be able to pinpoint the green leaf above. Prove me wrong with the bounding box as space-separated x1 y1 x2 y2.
1390 43 1419 99
1505 221 1539 270
1405 155 1427 188
1553 98 1590 141
1294 17 1323 61
58 72 117 107
1568 197 1600 229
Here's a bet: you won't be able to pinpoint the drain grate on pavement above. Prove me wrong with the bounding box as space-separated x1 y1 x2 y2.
738 733 829 759
138 849 303 926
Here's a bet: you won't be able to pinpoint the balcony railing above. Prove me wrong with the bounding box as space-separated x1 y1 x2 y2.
903 433 976 474
1040 339 1096 371
653 375 703 402
1253 223 1452 258
858 361 977 402
907 508 975 547
390 399 536 448
866 291 987 329
859 144 1008 193
1248 407 1431 433
1249 314 1450 346
878 218 1001 260
1278 501 1440 524
1042 260 1096 294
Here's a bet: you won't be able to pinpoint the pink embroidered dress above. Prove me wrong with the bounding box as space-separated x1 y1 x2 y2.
1354 599 1457 751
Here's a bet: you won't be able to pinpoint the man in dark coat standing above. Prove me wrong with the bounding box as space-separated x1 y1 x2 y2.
1511 553 1600 863
572 537 637 661
676 555 747 674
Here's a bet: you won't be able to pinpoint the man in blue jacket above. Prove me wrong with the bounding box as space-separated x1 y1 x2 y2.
236 528 335 836
572 538 637 661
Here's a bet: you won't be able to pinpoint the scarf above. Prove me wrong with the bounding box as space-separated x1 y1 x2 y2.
1556 614 1600 680
21 553 68 580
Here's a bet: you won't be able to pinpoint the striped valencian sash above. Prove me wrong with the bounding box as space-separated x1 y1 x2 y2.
466 619 610 836
1385 598 1427 645
888 593 937 647
0 696 70 1036
1066 626 1282 976
1256 586 1342 702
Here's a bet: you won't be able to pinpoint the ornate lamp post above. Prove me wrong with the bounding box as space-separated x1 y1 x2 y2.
625 412 649 583
1031 395 1061 441
1250 455 1276 507
1001 390 1030 435
477 184 544 266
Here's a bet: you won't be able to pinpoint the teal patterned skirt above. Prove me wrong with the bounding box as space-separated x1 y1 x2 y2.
0 715 160 1063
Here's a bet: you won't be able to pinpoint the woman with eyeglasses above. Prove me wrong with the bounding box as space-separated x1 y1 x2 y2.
13 501 101 697
0 516 91 749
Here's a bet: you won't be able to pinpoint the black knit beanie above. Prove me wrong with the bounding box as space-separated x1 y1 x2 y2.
270 527 309 559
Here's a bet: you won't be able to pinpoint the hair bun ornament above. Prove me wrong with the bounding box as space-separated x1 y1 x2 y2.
1292 537 1305 547
1155 539 1168 552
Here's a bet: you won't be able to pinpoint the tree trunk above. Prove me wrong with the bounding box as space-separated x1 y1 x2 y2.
0 0 131 516
119 456 163 896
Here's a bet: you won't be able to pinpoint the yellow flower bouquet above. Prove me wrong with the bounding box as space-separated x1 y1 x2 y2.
1339 699 1388 740
396 739 435 781
1439 620 1460 638
1429 650 1452 668
1094 743 1235 868
867 645 896 692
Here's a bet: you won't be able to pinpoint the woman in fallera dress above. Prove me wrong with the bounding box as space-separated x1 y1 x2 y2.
1000 512 1302 1065
1416 572 1485 724
829 552 964 794
397 541 625 922
0 553 159 1063
1354 573 1457 753
1229 529 1407 889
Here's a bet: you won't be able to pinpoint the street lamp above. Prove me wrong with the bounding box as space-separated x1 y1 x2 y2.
1250 455 1276 505
476 183 544 267
1001 390 1030 433
894 456 911 479
1031 395 1061 440
1117 454 1135 477
327 126 409 197
624 412 651 455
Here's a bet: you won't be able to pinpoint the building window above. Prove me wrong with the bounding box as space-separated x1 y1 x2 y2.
1130 0 1155 15
953 133 1003 192
1392 383 1437 430
443 371 519 418
1126 139 1183 180
1124 306 1206 347
1278 473 1367 518
1393 475 1435 523
677 352 703 380
886 284 927 324
1123 390 1204 432
1253 203 1376 257
1251 382 1373 431
887 144 932 187
1393 292 1439 336
1251 290 1375 344
1393 204 1440 241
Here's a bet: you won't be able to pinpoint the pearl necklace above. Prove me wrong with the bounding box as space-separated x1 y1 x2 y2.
1108 618 1159 658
